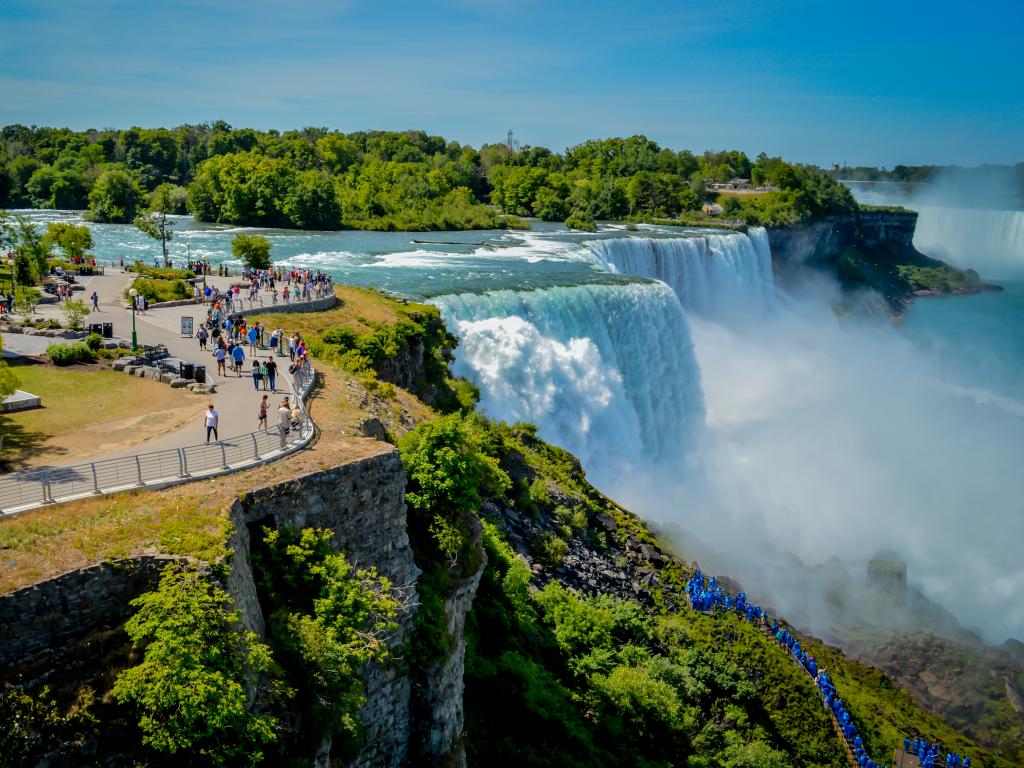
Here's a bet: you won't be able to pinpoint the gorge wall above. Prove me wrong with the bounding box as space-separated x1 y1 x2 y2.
767 211 927 311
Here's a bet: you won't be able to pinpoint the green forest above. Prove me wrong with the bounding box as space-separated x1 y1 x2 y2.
1 123 856 231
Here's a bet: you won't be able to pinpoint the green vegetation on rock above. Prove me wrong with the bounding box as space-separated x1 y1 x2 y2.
113 564 278 765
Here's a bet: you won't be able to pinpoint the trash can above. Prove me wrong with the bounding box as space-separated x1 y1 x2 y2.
89 323 103 336
102 322 113 338
180 361 195 380
193 364 206 384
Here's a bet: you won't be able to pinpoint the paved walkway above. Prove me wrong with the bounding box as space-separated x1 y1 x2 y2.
26 270 305 463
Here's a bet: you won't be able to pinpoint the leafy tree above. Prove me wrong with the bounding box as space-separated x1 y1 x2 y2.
231 232 272 271
399 413 509 563
256 527 400 746
86 168 142 223
134 184 178 265
112 565 278 765
0 338 20 401
42 222 92 262
12 214 49 283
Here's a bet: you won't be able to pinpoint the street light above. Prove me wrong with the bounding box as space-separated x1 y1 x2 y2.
5 254 14 314
128 287 139 350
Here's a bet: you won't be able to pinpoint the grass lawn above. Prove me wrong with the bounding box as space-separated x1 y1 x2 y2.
248 285 436 338
0 360 204 468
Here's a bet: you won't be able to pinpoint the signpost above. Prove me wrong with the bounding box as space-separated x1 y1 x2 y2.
181 316 193 338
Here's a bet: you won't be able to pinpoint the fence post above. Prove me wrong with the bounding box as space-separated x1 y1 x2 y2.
220 441 228 469
252 432 260 459
135 455 143 486
91 463 99 493
178 448 187 477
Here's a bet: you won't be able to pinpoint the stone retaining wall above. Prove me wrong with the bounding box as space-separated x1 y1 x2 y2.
0 556 181 670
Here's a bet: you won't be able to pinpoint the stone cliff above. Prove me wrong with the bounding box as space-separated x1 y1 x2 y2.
767 210 995 315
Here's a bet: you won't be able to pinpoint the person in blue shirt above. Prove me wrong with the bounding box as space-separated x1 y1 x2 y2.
231 343 245 376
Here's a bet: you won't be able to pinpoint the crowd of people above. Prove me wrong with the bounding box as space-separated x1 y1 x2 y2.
190 267 333 309
685 570 969 768
903 738 971 768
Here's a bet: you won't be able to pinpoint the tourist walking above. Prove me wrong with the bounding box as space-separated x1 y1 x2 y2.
215 345 227 376
204 404 219 443
90 291 99 311
258 395 269 430
247 324 259 354
231 343 245 376
277 398 291 449
197 325 208 351
251 359 262 391
265 356 277 392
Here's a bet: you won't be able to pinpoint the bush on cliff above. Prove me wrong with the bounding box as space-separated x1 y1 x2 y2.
399 412 509 566
112 564 278 765
253 527 400 754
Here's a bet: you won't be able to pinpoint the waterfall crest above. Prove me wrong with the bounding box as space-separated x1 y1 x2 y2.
584 228 775 315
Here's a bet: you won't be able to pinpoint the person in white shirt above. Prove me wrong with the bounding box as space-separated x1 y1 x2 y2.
277 399 291 449
205 404 219 442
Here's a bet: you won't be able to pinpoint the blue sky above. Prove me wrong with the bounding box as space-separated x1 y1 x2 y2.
1 0 1021 167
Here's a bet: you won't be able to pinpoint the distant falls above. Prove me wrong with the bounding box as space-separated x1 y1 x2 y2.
912 206 1024 275
584 228 775 315
432 282 705 483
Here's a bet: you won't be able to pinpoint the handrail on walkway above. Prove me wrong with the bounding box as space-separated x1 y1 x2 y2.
0 364 317 517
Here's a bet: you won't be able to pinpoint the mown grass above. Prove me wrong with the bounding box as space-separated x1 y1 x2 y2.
248 285 437 339
0 360 201 466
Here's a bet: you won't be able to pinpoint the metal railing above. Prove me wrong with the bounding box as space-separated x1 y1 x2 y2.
0 364 317 516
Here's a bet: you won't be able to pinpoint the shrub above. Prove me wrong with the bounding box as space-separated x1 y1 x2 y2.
399 413 510 564
320 325 359 348
126 277 190 303
46 341 94 366
255 528 399 744
61 298 89 330
565 211 597 232
128 261 192 280
232 233 272 271
84 332 103 351
533 531 568 567
112 565 278 764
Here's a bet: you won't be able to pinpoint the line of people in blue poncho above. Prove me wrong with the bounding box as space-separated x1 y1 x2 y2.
903 737 971 768
685 570 972 768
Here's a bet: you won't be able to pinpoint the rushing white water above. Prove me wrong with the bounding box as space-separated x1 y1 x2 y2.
583 228 775 316
432 281 705 484
912 206 1024 276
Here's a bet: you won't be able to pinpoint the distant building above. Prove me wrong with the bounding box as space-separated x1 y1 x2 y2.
702 202 724 215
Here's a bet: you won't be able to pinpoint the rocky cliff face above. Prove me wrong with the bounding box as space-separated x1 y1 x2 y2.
767 209 1006 317
767 211 921 273
767 211 929 313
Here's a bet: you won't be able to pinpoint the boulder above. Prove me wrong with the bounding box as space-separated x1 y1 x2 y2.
169 377 190 389
124 366 141 375
159 372 175 384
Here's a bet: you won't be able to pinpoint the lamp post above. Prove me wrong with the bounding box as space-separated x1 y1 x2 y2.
6 255 14 313
128 287 139 351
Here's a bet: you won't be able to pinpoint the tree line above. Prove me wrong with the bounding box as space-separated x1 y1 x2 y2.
1 123 857 230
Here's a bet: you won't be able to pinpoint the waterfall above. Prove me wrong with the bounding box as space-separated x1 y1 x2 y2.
583 228 775 315
432 281 705 483
912 206 1024 276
